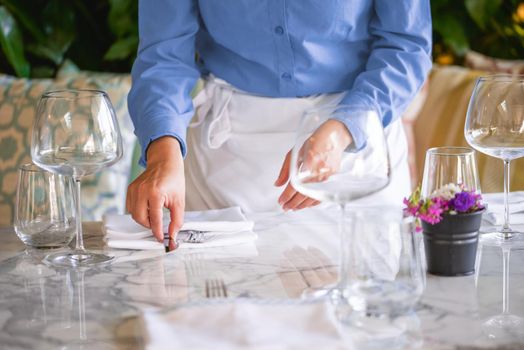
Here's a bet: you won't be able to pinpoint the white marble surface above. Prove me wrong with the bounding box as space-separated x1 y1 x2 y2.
0 208 523 349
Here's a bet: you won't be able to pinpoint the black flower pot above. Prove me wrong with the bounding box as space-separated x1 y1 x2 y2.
421 209 484 276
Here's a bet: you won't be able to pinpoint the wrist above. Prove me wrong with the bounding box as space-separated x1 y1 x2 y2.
326 119 353 150
146 136 183 166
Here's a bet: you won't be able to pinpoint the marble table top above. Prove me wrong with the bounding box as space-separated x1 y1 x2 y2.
0 209 523 350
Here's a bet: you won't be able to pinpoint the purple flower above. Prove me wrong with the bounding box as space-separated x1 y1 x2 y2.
450 192 476 213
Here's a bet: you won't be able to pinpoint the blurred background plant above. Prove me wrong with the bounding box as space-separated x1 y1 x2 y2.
0 0 522 78
0 0 137 78
432 0 524 65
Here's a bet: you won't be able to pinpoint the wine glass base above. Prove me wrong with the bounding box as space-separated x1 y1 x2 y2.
479 231 524 248
482 314 524 340
44 250 114 268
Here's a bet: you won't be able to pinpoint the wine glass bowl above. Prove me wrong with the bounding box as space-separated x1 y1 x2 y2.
464 74 524 246
31 89 123 267
32 90 123 178
290 107 391 204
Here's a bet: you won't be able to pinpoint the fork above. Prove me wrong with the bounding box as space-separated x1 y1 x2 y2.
205 278 228 298
186 231 205 243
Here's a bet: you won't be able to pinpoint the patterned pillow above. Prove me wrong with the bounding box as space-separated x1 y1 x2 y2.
0 71 135 226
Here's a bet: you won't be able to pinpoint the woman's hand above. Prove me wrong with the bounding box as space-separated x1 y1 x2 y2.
126 137 185 242
274 119 352 211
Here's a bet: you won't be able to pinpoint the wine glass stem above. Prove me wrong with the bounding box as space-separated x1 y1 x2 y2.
502 160 512 236
74 179 85 252
502 247 510 315
338 203 350 288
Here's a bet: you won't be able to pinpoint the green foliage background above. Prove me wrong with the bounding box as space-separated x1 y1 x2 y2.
0 0 522 78
0 0 137 78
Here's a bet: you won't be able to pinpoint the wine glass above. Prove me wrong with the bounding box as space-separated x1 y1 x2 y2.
290 105 391 299
31 89 123 267
14 163 76 249
465 74 524 247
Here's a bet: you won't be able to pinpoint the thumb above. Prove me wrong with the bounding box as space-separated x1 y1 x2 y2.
274 151 292 186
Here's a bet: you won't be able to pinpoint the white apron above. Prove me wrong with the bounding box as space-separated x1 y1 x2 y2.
185 76 410 212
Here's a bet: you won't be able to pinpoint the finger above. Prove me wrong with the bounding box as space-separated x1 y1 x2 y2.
148 194 165 242
278 182 297 208
283 192 309 211
132 188 151 229
125 186 134 214
167 198 184 239
274 150 291 187
296 198 320 210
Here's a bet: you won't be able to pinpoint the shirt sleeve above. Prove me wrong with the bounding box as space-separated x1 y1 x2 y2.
128 0 201 167
332 0 432 150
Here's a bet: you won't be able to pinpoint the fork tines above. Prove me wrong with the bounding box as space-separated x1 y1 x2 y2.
205 279 228 298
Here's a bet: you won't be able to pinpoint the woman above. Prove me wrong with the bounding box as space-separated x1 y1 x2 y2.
126 0 432 241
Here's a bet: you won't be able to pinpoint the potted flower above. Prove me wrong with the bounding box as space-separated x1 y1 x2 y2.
404 184 485 276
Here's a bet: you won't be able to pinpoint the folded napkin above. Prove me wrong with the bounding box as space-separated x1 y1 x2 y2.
482 192 524 225
141 300 355 350
104 207 256 250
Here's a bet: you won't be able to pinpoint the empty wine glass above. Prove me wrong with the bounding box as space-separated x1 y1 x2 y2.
290 105 391 299
14 163 76 249
337 209 425 325
464 74 524 247
31 89 123 267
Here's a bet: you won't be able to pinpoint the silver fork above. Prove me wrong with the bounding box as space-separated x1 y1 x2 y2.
186 231 205 243
205 278 228 298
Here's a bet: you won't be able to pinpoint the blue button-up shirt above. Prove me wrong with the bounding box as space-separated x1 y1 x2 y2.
129 0 432 166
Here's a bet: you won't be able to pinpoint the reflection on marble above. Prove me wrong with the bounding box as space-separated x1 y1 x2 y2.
0 209 523 349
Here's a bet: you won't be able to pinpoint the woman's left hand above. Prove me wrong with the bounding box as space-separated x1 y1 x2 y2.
274 119 353 211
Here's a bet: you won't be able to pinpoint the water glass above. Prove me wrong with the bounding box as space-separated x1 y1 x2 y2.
14 164 76 248
335 208 424 323
421 147 480 197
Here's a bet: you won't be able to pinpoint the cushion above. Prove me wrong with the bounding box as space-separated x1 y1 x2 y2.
413 65 524 193
0 70 135 226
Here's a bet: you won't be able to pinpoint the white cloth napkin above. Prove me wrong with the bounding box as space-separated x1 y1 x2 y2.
104 207 256 250
141 301 355 350
482 192 524 225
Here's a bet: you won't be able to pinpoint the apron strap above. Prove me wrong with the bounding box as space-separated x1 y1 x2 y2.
190 78 234 149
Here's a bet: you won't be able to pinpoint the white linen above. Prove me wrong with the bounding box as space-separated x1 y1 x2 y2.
184 75 411 213
142 301 355 350
482 192 524 225
104 207 257 250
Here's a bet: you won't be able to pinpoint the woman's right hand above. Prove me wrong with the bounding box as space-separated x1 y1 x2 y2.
126 136 186 242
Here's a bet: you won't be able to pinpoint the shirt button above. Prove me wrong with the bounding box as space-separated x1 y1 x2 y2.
274 26 284 35
281 72 292 81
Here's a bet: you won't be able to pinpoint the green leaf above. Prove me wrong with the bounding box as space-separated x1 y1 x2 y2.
108 0 138 37
465 0 502 30
40 0 76 65
0 0 45 42
26 42 64 64
433 15 470 55
0 6 29 77
104 36 138 61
